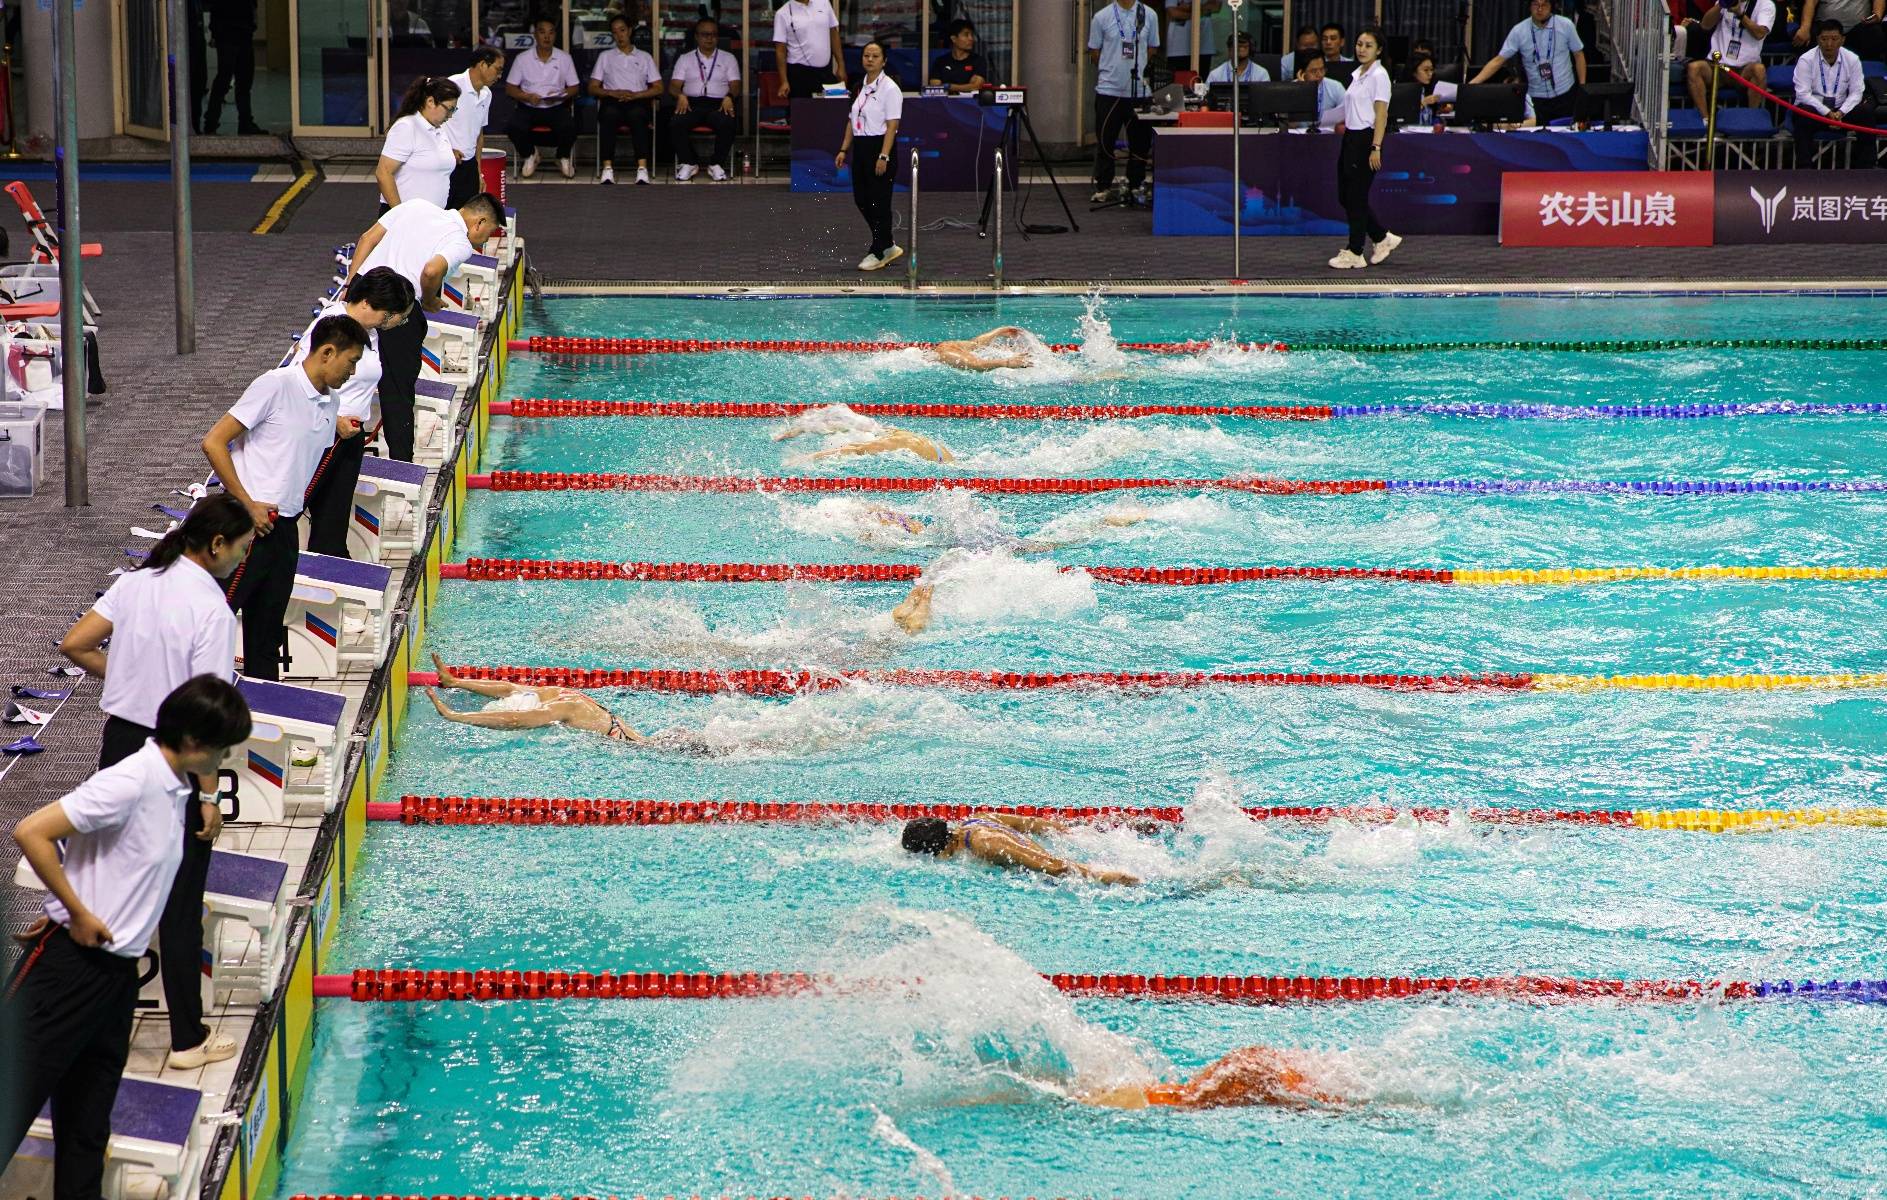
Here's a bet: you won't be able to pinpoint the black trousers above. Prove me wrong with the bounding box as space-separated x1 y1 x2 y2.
223 511 301 681
1093 92 1153 189
377 306 427 463
187 0 208 132
1532 86 1581 125
849 133 895 256
446 157 481 208
99 717 211 1053
305 432 369 557
597 98 654 163
0 925 139 1200
1794 100 1884 167
1337 129 1389 254
786 61 834 98
205 30 255 130
670 105 736 167
506 102 577 159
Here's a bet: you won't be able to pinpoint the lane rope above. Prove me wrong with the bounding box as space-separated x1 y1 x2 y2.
439 559 1887 586
313 968 1887 1004
468 471 1887 495
409 666 1887 694
495 398 1887 422
373 795 1887 831
508 335 1887 356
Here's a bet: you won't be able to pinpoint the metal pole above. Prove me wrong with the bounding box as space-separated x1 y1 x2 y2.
907 147 919 290
1190 0 1200 75
169 0 197 353
52 0 85 506
1009 0 1021 83
1705 53 1721 165
1229 0 1242 278
919 0 929 86
992 148 1003 290
741 0 751 176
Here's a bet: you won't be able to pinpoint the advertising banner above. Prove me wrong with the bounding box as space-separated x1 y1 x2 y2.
1715 170 1887 243
1499 171 1715 246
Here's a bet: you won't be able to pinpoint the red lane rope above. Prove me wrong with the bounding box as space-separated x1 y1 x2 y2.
469 471 1388 495
1722 65 1887 135
495 398 1334 421
508 336 1287 356
314 968 1753 1003
409 666 1536 694
440 559 1454 585
375 795 1637 827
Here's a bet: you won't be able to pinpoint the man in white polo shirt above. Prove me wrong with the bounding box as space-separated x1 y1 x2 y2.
669 17 742 181
504 17 582 178
773 0 846 100
445 45 504 207
199 315 368 681
1687 0 1773 111
1 676 251 1200
342 194 502 463
590 13 665 185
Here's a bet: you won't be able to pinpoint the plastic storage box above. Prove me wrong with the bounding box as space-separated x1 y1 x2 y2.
0 401 45 497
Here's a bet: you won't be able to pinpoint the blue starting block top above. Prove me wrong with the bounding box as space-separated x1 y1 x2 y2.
415 379 456 404
359 455 428 488
467 253 498 270
39 1078 199 1149
429 309 480 331
297 551 392 592
206 850 289 903
238 677 346 728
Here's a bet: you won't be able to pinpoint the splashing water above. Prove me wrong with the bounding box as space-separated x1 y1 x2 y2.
867 1106 957 1195
920 549 1098 626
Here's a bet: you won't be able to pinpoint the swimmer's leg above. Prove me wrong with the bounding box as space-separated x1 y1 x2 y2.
431 652 525 699
426 687 564 729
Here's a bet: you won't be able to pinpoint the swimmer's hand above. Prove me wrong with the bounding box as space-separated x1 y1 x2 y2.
1080 865 1141 886
771 426 806 442
424 687 451 716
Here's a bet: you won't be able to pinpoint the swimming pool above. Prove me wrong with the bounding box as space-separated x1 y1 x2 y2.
276 294 1887 1199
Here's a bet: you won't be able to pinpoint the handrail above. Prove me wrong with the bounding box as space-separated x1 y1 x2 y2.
1706 53 1722 165
907 147 919 290
992 148 1005 290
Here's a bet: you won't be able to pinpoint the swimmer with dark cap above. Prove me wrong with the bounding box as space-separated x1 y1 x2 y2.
1076 1046 1343 1110
424 653 719 753
901 813 1140 885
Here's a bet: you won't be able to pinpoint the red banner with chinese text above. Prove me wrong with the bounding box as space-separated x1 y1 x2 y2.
1499 172 1716 247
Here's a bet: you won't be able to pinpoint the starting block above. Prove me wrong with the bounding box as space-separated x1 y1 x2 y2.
411 378 458 466
352 455 428 561
420 308 481 385
284 552 393 680
234 677 347 821
487 206 520 270
22 1079 208 1200
202 850 292 1003
446 253 500 322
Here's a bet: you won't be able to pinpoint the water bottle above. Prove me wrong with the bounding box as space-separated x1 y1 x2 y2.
741 151 752 177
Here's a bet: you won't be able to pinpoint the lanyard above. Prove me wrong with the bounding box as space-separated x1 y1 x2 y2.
1820 53 1844 100
1114 3 1137 47
695 50 714 91
1529 20 1555 69
854 76 881 132
1238 62 1256 82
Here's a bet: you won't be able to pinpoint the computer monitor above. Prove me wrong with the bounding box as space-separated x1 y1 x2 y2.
1580 81 1634 128
1456 82 1526 129
1324 60 1358 86
1248 80 1319 124
1387 81 1424 127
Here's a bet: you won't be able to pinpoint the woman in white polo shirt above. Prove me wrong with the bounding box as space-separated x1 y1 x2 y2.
1328 27 1402 269
377 76 462 212
56 495 254 1073
834 42 904 272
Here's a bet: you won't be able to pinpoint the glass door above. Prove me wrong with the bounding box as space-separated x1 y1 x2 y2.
117 0 170 138
292 0 377 132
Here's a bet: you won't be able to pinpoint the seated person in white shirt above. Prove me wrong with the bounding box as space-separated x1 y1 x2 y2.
1686 0 1772 111
1293 53 1348 129
1403 52 1458 123
669 17 741 181
589 13 665 185
504 17 582 178
1792 19 1874 164
1205 32 1270 85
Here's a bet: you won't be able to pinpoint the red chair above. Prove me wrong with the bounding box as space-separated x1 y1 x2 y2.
754 69 792 177
6 181 103 262
1174 69 1200 89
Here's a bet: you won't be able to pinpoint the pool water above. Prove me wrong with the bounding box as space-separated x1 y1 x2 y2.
275 294 1887 1200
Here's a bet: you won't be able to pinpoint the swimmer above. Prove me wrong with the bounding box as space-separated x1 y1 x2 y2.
900 814 1140 886
779 423 956 464
1075 1045 1345 1111
930 325 1036 372
423 653 717 753
860 505 1151 552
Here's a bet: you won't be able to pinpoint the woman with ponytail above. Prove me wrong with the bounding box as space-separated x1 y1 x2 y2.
376 74 462 210
56 492 256 1072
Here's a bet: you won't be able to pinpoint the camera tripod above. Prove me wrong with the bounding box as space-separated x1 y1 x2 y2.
977 101 1080 237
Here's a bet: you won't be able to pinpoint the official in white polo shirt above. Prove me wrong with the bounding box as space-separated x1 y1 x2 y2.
297 267 415 556
445 46 504 208
1329 27 1401 269
376 75 461 211
0 676 251 1200
589 13 665 185
343 194 501 462
504 17 582 178
669 17 743 181
773 0 846 99
1687 0 1773 111
1468 0 1586 124
1791 19 1868 164
835 41 904 272
199 315 368 680
1087 0 1160 203
57 495 252 1073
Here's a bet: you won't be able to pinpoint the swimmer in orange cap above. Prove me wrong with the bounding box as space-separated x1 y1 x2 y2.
930 325 1036 372
900 813 1140 885
1076 1046 1343 1110
423 654 719 753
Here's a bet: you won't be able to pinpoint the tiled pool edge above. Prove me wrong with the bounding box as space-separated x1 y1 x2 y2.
196 264 524 1200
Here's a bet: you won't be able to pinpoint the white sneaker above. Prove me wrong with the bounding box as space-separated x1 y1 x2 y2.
1327 249 1368 269
1090 187 1114 202
599 165 615 185
707 163 729 181
635 166 651 185
877 244 904 269
520 152 539 179
558 156 575 178
166 1032 238 1070
676 163 698 181
858 253 883 271
1369 232 1402 265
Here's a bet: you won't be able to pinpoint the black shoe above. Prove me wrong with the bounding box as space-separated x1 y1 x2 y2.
237 122 267 136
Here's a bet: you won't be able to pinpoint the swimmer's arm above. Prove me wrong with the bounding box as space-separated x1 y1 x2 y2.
970 325 1025 347
987 812 1070 835
972 832 1138 886
424 687 561 729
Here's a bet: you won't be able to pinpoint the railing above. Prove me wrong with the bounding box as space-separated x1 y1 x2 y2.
991 149 1005 290
1601 0 1674 168
907 148 919 290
